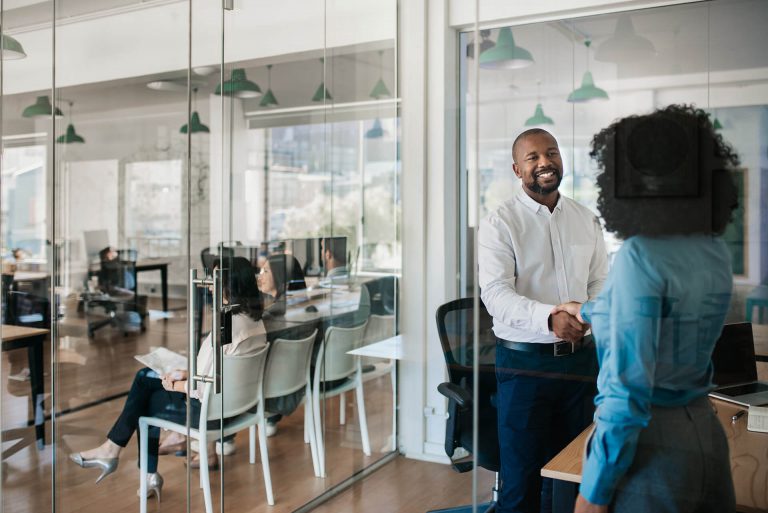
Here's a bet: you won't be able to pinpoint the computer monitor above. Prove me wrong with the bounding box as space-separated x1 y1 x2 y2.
711 323 757 387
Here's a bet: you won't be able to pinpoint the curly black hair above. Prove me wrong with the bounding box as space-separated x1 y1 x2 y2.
590 104 740 239
213 256 263 321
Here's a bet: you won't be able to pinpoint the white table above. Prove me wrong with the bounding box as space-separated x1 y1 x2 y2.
348 334 402 451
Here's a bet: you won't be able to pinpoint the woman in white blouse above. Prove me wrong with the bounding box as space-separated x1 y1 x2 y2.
69 257 266 501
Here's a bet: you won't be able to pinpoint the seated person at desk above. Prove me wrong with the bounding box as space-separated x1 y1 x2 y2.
553 105 739 513
97 246 135 298
319 237 348 286
69 257 267 498
258 254 307 317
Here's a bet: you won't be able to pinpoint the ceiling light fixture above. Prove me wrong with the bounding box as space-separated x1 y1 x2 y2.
215 68 262 98
259 65 279 108
22 95 63 118
1 33 26 60
479 27 534 70
56 102 85 144
180 88 210 134
525 80 554 126
312 58 333 102
369 51 391 100
595 14 656 63
568 41 609 103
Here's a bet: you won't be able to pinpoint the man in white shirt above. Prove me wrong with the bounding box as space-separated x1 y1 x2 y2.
479 129 608 513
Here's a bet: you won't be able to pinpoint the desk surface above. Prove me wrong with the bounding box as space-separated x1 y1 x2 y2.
348 335 402 360
540 424 592 483
1 324 49 341
542 398 768 511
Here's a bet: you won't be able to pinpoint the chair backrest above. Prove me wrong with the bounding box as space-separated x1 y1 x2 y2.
263 329 318 399
436 297 496 381
435 297 499 473
361 275 398 315
363 314 396 345
318 322 368 382
203 342 270 421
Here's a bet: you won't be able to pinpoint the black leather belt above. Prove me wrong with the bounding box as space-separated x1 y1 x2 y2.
502 337 587 357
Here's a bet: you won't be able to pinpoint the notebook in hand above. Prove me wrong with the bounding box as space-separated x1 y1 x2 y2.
135 347 188 376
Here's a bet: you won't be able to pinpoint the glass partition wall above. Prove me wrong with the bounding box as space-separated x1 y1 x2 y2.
460 0 768 510
1 1 399 512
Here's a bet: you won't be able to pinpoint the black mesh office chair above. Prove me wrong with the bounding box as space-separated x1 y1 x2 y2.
431 297 499 513
85 249 145 337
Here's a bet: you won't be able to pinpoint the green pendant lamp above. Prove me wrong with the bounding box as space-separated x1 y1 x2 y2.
369 51 391 99
312 58 333 102
56 102 85 144
365 118 385 139
567 41 609 103
215 68 262 98
479 27 534 70
2 33 27 60
259 65 279 108
180 88 210 134
180 112 209 134
22 95 63 118
713 118 723 131
525 104 554 126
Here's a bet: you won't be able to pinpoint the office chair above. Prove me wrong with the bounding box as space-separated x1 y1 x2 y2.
431 297 499 513
84 249 145 337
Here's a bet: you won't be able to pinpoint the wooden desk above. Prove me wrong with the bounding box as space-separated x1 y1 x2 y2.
542 398 768 512
136 259 170 312
88 259 170 312
1 324 49 450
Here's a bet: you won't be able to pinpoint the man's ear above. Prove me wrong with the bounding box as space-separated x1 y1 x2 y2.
512 162 522 179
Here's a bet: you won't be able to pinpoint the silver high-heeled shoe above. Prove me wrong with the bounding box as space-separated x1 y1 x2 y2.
68 453 119 484
136 472 164 503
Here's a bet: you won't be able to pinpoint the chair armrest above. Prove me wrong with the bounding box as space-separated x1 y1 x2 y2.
437 382 472 409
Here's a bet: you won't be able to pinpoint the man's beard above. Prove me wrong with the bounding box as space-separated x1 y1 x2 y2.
524 169 562 195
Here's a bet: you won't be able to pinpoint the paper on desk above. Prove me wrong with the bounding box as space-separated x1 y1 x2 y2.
747 405 768 433
134 347 187 376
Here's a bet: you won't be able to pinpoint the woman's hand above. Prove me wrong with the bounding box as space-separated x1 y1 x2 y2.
574 494 608 513
161 369 188 392
551 301 585 323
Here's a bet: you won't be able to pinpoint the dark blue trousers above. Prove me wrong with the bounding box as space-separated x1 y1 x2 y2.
107 368 201 473
495 340 597 513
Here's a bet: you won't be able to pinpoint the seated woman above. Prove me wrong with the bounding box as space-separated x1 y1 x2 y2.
258 253 306 318
69 256 266 500
552 105 739 513
257 253 309 436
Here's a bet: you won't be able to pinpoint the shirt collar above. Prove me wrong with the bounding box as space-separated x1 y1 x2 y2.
516 187 563 214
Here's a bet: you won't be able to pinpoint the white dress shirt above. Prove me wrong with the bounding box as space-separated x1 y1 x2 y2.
478 188 609 344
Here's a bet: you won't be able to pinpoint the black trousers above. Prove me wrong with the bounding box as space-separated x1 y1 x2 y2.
495 340 597 513
107 368 200 473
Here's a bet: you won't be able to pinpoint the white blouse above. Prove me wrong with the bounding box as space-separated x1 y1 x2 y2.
189 313 267 399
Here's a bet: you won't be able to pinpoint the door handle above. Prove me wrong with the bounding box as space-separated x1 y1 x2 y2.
189 268 220 392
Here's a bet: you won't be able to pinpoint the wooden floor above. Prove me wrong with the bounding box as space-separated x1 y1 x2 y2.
1 298 487 512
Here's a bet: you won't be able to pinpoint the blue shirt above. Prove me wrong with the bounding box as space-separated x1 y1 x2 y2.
579 235 733 505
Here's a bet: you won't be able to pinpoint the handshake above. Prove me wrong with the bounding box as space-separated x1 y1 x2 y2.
549 302 588 343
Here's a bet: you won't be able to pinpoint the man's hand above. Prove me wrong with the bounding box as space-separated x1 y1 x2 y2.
550 310 588 342
551 301 585 323
574 493 608 513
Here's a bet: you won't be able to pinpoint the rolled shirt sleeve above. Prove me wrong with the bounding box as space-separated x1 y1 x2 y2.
579 240 663 505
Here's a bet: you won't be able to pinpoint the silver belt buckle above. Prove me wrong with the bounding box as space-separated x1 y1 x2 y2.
553 341 574 357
